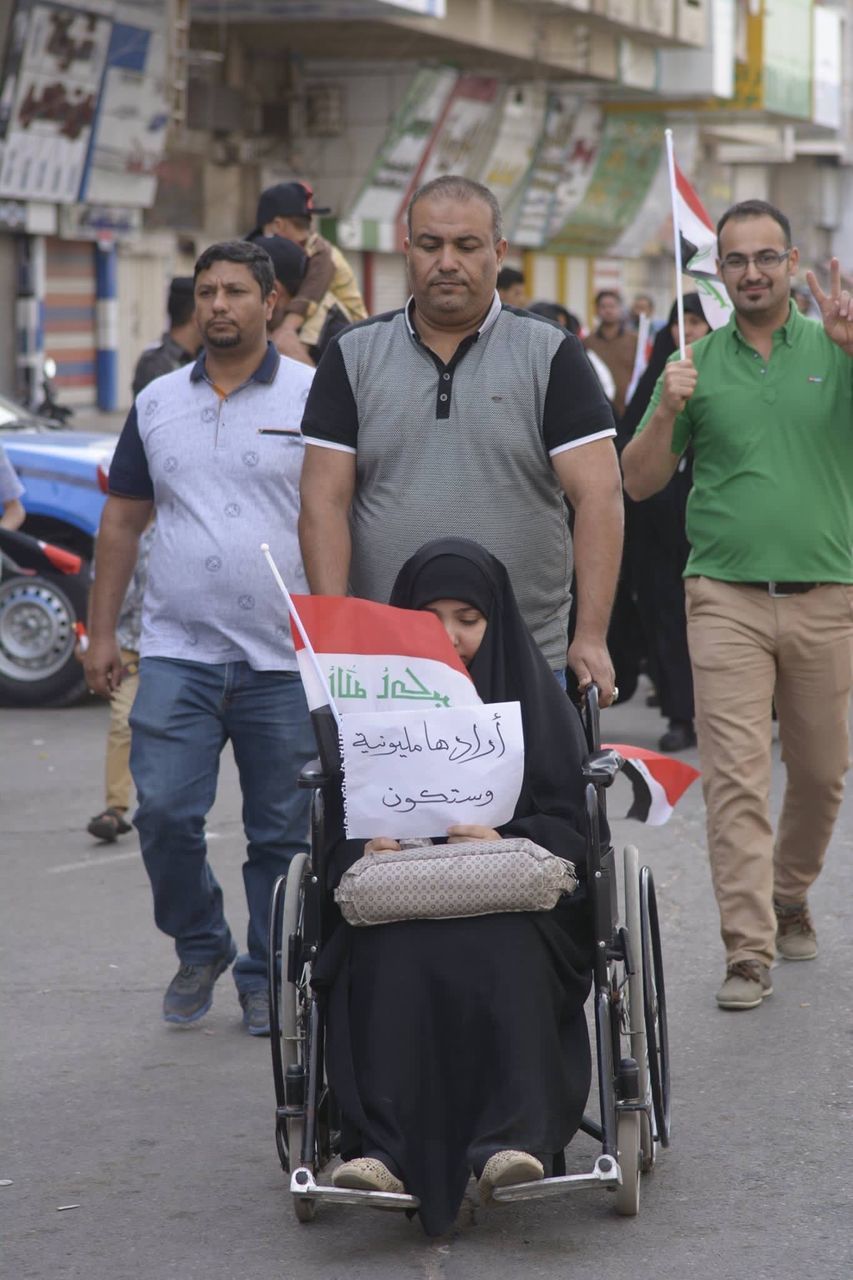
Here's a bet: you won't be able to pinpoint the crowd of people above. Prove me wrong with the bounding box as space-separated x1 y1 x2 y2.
68 174 851 1229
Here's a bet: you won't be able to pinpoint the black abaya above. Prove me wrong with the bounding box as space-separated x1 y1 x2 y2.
312 541 594 1235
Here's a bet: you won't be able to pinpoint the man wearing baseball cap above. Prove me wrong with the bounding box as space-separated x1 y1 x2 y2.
250 180 366 359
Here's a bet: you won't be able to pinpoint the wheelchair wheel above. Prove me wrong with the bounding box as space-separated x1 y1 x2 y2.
622 846 655 1172
613 1110 641 1217
280 852 309 1174
640 867 671 1148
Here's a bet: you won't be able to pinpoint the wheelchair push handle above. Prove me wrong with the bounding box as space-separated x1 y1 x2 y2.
580 683 601 754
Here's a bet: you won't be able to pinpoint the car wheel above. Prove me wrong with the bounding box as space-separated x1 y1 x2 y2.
0 571 89 707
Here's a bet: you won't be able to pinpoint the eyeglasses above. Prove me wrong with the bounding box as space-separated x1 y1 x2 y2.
719 249 791 273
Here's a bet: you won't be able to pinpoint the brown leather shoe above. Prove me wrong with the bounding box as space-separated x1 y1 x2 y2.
775 900 818 961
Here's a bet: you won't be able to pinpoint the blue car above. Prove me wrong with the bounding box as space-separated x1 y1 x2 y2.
0 393 116 706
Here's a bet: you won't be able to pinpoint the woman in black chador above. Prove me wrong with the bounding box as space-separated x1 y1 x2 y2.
312 538 596 1236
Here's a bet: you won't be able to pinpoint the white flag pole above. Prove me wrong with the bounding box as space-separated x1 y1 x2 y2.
260 543 342 730
665 128 686 360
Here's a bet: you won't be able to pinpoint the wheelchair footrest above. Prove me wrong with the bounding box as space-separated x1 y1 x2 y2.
290 1167 421 1211
491 1156 620 1202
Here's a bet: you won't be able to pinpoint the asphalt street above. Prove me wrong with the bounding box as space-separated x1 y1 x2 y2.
2 684 852 1280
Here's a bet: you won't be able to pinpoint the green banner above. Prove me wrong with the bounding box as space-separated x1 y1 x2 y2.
546 114 664 256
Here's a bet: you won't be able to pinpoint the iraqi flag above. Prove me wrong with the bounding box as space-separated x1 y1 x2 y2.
673 162 733 331
289 595 481 715
605 743 700 826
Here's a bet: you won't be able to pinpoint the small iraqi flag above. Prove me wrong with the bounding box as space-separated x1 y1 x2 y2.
289 595 481 715
673 162 733 331
604 743 700 825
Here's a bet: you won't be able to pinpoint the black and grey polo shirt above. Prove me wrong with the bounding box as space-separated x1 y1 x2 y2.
301 292 616 666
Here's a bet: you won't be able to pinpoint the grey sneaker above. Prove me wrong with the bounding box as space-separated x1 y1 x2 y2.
774 900 818 961
239 988 271 1037
163 955 233 1025
715 960 773 1010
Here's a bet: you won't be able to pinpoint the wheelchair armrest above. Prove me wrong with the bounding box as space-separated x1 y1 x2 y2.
582 748 624 789
298 758 334 789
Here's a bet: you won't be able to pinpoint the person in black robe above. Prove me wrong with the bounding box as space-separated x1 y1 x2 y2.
621 293 710 752
311 538 596 1236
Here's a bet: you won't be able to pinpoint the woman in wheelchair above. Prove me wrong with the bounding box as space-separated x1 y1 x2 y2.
312 538 596 1236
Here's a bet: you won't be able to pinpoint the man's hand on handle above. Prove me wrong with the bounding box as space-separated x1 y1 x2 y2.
83 636 124 699
567 634 617 708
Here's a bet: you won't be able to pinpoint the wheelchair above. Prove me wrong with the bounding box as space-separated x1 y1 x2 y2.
267 686 671 1223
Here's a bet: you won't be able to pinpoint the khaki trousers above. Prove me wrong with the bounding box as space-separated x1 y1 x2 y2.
105 649 139 813
685 579 852 967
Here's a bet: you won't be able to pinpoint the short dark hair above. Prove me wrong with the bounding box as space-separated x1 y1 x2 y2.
251 235 308 296
406 175 503 244
193 240 275 298
167 277 195 328
716 199 792 251
497 267 525 291
595 289 622 308
528 301 579 334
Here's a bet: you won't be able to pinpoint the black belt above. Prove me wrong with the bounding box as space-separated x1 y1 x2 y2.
742 581 823 597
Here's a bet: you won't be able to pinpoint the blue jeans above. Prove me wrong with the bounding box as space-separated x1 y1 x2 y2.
129 657 315 994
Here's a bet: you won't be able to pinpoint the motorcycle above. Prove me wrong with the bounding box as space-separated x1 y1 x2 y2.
35 356 74 424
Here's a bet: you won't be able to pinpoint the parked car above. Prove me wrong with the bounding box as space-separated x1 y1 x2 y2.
0 394 116 706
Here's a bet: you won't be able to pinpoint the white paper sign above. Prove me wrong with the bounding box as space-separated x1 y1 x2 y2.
341 702 524 839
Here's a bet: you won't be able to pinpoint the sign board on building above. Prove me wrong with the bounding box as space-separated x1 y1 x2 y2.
0 2 112 203
79 1 171 206
0 1 172 208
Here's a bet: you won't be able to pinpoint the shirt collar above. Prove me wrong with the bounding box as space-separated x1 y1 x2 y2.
730 301 798 350
190 340 279 386
405 290 502 342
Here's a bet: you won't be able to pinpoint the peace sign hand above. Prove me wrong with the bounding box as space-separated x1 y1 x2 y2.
806 258 853 357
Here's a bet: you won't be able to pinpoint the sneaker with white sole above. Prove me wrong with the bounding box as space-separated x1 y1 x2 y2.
715 960 773 1010
774 900 818 961
479 1150 544 1203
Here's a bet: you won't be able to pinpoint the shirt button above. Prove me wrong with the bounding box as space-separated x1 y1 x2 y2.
442 372 451 381
439 393 449 402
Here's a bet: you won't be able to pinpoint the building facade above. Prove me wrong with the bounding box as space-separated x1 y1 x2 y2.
0 0 849 409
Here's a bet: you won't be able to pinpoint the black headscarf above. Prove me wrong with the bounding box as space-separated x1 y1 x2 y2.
389 538 589 860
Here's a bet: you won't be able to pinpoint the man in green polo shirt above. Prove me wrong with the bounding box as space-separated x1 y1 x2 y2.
623 199 853 1011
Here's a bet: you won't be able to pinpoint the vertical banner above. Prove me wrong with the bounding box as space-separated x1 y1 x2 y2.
337 67 457 254
408 74 500 210
546 114 664 256
505 90 590 248
475 83 547 216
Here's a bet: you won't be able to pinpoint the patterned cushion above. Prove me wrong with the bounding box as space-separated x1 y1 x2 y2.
335 838 577 926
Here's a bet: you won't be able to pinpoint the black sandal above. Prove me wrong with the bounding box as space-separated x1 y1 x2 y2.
86 808 132 843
